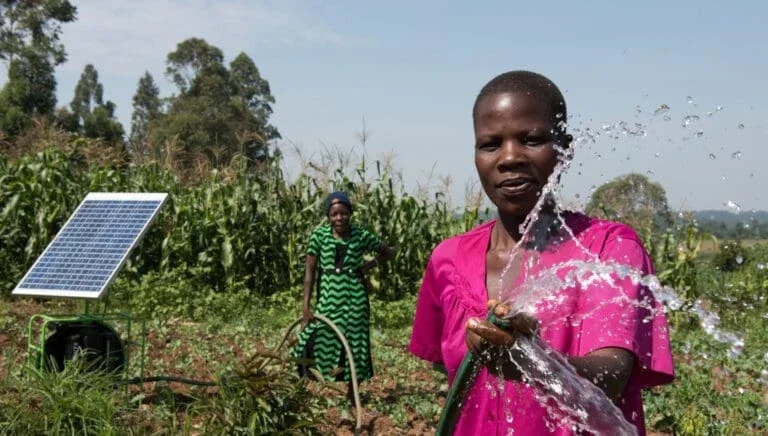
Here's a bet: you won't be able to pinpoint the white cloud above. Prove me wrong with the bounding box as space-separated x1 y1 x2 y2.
58 0 367 77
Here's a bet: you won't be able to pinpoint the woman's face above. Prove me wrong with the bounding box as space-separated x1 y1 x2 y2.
474 91 565 220
328 201 351 234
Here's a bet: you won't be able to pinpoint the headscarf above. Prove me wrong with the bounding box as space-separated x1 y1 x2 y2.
325 191 353 216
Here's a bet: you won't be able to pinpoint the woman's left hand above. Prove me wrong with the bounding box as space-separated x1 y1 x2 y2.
465 300 539 380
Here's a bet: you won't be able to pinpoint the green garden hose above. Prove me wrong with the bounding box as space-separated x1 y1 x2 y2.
436 310 509 436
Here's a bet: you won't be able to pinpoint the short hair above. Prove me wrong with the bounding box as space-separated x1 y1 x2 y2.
472 70 567 129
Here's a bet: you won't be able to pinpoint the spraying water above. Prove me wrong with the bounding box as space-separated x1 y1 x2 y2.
475 114 751 433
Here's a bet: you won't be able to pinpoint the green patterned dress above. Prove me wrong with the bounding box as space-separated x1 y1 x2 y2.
294 224 381 382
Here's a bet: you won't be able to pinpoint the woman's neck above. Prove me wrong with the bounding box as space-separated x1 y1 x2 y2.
492 214 524 251
332 226 351 239
494 206 566 252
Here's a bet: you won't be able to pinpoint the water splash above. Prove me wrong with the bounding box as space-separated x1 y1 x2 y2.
682 115 700 127
725 200 742 213
464 106 761 433
653 104 670 115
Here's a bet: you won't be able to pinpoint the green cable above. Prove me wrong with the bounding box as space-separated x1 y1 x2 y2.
436 309 510 435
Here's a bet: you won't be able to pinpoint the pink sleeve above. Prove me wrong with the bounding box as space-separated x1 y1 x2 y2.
576 231 674 388
409 256 446 364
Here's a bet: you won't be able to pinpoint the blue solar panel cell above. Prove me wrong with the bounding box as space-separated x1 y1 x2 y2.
12 193 167 299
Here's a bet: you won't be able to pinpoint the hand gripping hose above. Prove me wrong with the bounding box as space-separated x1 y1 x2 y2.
435 309 509 435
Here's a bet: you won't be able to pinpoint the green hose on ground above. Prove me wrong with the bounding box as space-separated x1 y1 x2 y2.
435 310 509 436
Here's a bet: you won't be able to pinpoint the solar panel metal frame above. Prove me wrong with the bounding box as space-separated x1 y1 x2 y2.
12 192 168 299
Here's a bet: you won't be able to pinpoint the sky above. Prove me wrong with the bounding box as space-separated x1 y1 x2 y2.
3 0 767 212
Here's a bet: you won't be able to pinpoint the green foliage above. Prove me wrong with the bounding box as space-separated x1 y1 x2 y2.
151 38 279 167
0 0 77 66
711 240 748 272
644 221 706 302
0 53 57 136
191 351 328 434
0 146 474 305
0 354 127 435
129 71 162 152
370 295 419 330
164 37 225 94
0 148 85 292
587 172 673 232
67 64 124 142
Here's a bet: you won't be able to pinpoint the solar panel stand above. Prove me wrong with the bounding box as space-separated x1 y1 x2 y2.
25 311 147 378
15 192 166 378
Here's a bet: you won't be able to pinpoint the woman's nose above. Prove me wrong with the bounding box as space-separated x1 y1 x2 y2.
498 141 526 167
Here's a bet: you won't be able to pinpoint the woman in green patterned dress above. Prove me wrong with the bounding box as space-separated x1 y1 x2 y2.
295 191 392 395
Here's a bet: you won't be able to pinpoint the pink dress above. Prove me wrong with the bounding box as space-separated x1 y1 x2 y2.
409 214 674 435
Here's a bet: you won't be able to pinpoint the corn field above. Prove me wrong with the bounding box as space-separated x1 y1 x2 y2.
0 146 482 307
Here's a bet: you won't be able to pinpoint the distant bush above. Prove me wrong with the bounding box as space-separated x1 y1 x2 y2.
711 240 748 272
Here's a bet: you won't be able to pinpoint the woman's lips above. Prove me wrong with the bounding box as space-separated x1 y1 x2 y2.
497 179 536 197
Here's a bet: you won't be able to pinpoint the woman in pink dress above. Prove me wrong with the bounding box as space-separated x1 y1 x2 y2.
409 71 674 435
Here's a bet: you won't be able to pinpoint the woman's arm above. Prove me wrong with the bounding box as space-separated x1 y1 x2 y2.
361 241 392 273
466 302 634 402
301 254 318 327
568 348 634 402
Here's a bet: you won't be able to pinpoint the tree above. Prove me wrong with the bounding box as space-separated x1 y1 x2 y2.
70 64 103 123
151 38 280 167
165 37 224 94
67 64 124 142
586 173 673 232
0 52 56 135
83 101 123 143
229 52 279 141
129 71 162 150
0 1 75 136
0 0 77 66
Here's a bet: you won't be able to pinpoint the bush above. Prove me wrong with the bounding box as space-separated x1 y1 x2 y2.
711 240 748 272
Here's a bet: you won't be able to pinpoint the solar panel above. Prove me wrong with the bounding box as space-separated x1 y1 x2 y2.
12 192 168 299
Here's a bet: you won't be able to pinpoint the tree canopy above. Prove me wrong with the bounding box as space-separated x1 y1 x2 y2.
150 38 280 167
0 0 77 65
586 173 673 232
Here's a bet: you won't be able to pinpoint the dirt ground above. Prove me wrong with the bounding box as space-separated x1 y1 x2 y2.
0 299 439 435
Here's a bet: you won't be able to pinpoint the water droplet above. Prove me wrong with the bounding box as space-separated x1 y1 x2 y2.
696 130 704 137
686 96 693 104
725 200 741 213
682 115 700 127
738 123 745 129
736 255 744 265
708 153 716 160
716 105 723 111
757 263 766 270
654 152 661 158
555 112 563 119
731 151 742 159
653 104 670 115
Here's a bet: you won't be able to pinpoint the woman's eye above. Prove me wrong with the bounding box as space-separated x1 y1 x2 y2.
478 141 499 150
523 136 544 145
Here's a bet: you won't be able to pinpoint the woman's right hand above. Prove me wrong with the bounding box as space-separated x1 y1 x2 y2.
301 307 313 328
465 300 539 380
